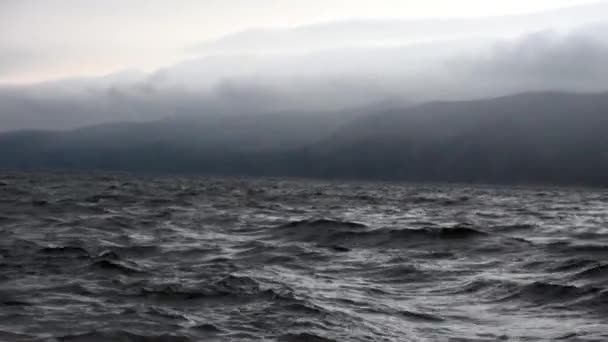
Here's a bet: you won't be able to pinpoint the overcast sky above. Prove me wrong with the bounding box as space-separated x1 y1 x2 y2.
0 0 605 83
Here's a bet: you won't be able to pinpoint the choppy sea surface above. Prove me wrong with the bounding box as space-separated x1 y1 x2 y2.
1 173 608 341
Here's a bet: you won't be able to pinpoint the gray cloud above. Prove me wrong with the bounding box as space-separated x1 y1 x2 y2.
448 31 608 95
1 4 608 131
484 33 608 80
192 2 608 54
1 1 607 82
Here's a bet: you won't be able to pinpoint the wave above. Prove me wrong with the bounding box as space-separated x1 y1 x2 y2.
546 258 599 272
31 199 50 206
0 331 33 342
547 242 608 255
279 219 367 230
40 246 90 258
449 277 608 311
91 259 145 275
138 275 286 302
56 330 192 342
573 264 608 280
214 274 261 295
278 332 338 342
90 251 146 275
84 193 135 204
0 295 31 306
405 195 471 206
0 215 15 224
132 275 331 322
497 281 603 306
104 245 160 258
436 225 487 238
233 241 331 266
192 323 223 333
280 301 326 315
491 223 537 232
275 219 487 248
359 264 430 283
448 278 518 297
397 309 445 322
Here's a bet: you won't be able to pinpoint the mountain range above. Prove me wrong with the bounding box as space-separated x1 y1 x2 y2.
1 91 607 186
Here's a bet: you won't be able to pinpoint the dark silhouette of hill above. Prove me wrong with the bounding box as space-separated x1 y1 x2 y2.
1 91 608 186
0 108 362 174
285 91 608 186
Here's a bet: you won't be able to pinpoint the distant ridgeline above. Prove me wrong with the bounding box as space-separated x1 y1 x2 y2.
1 91 608 186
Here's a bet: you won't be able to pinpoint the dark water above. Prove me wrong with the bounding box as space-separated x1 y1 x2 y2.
1 173 608 341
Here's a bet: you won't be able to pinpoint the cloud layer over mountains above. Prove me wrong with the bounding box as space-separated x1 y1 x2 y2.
0 2 607 131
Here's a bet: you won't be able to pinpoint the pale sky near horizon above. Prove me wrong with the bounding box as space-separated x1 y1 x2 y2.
0 0 604 83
